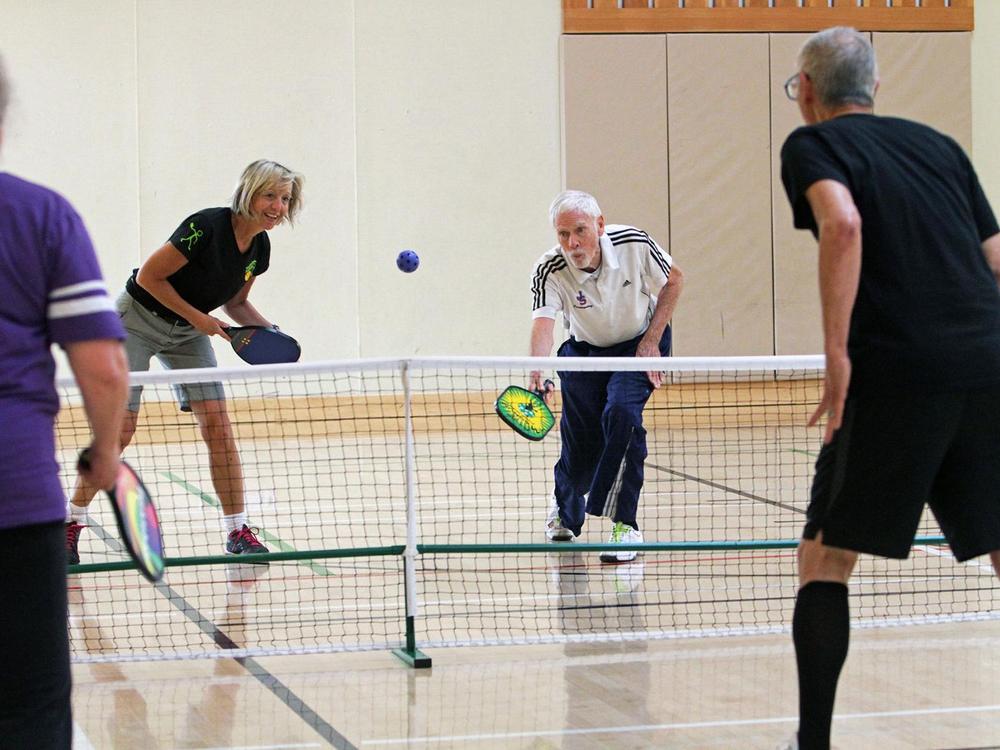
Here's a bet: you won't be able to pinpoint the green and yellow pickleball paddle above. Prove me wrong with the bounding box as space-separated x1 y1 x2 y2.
495 380 555 441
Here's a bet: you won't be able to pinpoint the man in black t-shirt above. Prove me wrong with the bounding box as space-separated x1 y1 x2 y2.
779 27 1000 750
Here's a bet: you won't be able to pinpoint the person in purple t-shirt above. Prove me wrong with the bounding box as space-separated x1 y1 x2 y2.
0 56 129 749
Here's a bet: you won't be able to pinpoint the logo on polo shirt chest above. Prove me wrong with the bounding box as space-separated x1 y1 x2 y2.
573 290 593 309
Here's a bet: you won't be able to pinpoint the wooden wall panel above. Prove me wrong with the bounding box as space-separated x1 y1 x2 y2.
771 33 822 355
873 32 972 153
667 34 773 355
561 35 669 255
563 1 974 33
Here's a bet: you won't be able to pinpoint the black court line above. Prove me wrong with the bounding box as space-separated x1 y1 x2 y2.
86 520 357 749
647 462 803 515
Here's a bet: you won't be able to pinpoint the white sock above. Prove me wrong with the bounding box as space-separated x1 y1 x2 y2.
223 512 248 534
67 503 89 524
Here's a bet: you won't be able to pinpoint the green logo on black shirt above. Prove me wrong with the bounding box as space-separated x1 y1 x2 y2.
180 222 203 251
244 259 257 281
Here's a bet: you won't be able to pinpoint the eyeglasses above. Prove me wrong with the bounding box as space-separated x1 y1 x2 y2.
784 72 801 101
784 71 810 101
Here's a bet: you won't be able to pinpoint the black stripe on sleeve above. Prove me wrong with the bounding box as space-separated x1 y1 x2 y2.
608 228 671 279
531 256 567 310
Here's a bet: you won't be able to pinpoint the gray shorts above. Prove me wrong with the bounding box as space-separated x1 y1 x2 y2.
116 292 225 412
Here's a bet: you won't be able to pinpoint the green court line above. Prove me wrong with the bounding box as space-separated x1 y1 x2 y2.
161 470 335 576
69 546 405 575
419 536 949 554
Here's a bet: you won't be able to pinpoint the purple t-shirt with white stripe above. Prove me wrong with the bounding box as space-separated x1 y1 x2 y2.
0 173 125 530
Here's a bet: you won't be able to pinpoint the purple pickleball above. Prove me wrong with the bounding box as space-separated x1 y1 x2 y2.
396 249 420 273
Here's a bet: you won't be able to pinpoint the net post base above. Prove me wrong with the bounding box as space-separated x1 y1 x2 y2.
394 614 432 668
392 647 432 669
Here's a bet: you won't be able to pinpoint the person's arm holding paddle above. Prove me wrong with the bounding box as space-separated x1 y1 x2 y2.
222 276 272 328
136 241 233 340
66 340 129 492
529 316 556 404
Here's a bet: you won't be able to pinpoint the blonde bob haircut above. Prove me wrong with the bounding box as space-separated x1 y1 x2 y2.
231 159 304 225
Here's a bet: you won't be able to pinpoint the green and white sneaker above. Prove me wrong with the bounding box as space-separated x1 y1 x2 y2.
545 496 573 541
599 521 642 563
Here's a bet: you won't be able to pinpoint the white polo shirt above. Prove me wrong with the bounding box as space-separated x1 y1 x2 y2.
530 224 672 348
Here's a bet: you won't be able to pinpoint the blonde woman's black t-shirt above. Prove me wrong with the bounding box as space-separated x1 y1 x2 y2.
781 114 1000 394
126 207 270 323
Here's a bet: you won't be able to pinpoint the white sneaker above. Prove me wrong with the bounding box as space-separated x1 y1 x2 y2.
776 735 798 750
545 495 573 541
599 522 642 563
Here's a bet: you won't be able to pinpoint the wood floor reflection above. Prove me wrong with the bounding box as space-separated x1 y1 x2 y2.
73 619 1000 749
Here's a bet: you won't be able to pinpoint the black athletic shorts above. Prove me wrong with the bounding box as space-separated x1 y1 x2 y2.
804 385 1000 561
0 521 72 748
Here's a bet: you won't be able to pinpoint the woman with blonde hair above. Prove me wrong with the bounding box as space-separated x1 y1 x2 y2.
67 159 304 563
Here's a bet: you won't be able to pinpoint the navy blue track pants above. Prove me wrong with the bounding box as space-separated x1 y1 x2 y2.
553 327 671 536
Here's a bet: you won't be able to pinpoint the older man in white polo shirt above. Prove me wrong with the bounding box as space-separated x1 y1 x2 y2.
529 190 683 562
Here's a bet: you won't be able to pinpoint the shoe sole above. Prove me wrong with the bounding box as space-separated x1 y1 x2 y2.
225 550 270 565
599 552 639 564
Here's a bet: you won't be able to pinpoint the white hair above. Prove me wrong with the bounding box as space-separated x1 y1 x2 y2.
549 190 602 226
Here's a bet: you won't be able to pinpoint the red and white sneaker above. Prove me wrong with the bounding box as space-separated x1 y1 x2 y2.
66 521 86 565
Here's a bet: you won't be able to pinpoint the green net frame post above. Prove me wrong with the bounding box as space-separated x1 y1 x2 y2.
392 362 432 669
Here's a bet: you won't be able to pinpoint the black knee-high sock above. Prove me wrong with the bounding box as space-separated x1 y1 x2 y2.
793 580 850 750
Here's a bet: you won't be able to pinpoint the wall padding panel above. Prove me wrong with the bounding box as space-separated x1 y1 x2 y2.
667 34 773 355
561 35 669 255
873 32 972 153
770 33 822 355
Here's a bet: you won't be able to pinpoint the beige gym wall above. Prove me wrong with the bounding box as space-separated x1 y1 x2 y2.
561 35 669 251
563 29 977 355
0 1 357 366
354 1 562 356
0 0 140 309
972 1 1000 209
2 2 999 363
0 0 562 366
134 1 358 362
770 32 818 356
667 33 773 356
875 33 971 152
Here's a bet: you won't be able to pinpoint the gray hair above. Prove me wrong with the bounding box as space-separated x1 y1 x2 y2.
549 190 602 226
798 26 877 109
231 159 305 225
0 54 9 129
